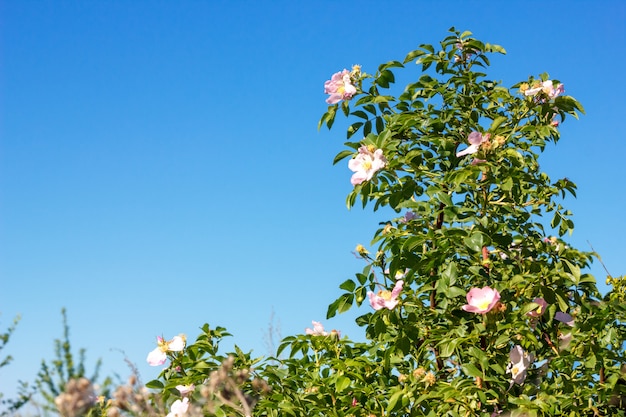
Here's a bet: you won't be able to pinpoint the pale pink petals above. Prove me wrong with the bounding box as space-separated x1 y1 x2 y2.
368 280 404 310
456 131 490 157
146 334 186 366
462 287 500 314
146 347 167 366
176 384 195 396
542 80 564 98
348 145 387 185
456 144 480 157
305 321 341 338
305 320 328 336
507 345 534 385
400 211 417 223
555 312 574 327
324 69 357 104
553 312 574 349
166 397 189 417
524 80 564 99
524 85 542 97
168 335 186 352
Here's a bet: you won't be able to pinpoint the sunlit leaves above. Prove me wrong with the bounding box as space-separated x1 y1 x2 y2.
138 28 626 417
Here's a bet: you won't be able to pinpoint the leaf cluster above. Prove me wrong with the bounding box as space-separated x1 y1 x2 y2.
144 28 624 417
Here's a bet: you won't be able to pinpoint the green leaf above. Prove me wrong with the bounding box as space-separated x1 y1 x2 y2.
347 122 364 138
489 116 508 131
318 105 337 130
377 69 395 89
335 375 351 392
339 279 356 292
404 49 426 64
326 293 355 319
485 43 507 54
463 232 485 253
461 363 482 378
333 150 354 165
145 379 164 389
438 338 460 357
351 110 369 119
441 262 458 286
387 389 405 412
337 293 354 313
584 353 596 369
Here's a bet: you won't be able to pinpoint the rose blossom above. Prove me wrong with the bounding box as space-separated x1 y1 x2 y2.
368 280 404 310
305 320 328 336
456 131 490 157
146 334 186 366
176 384 195 396
555 311 574 327
523 80 564 99
507 345 534 386
166 397 189 417
400 211 417 223
462 286 500 314
324 69 357 104
348 145 387 186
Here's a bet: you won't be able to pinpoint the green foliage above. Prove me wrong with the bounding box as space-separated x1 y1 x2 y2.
35 308 112 415
0 314 19 371
0 314 34 416
144 325 269 417
146 28 624 416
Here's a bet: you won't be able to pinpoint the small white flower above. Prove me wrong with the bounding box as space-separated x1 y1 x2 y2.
506 345 534 386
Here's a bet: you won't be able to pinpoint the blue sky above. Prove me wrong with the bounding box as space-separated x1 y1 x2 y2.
1 0 625 399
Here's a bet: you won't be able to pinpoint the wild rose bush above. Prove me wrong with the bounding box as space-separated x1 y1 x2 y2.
141 28 626 416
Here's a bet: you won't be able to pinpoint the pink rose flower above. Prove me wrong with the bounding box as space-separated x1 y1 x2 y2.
368 280 404 310
324 69 357 104
176 384 195 396
507 345 534 386
456 131 490 157
167 335 186 351
555 311 574 327
400 211 417 223
462 286 500 314
524 80 564 99
146 346 167 366
305 320 328 336
305 321 341 338
348 145 387 186
146 334 186 366
166 397 189 417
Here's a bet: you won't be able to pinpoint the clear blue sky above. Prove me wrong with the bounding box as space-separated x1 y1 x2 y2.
1 0 625 399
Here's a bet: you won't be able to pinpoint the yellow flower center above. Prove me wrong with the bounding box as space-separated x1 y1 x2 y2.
477 299 491 311
378 290 392 301
361 160 372 170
